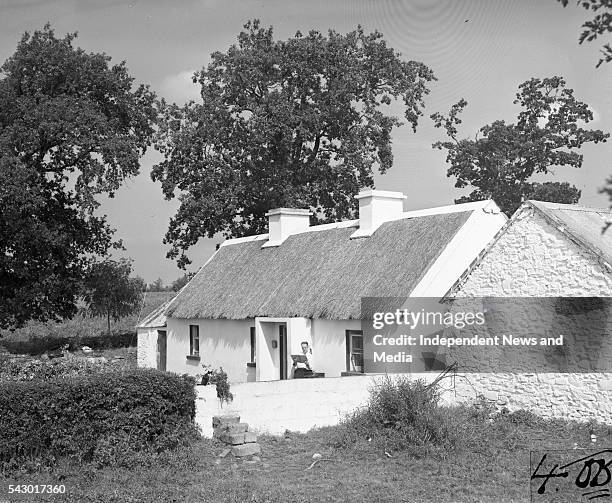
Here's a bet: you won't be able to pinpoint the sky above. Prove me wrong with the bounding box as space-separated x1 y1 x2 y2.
1 0 611 284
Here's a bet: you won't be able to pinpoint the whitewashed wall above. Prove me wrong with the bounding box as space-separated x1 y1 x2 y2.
165 318 254 382
455 208 612 424
196 375 382 437
312 319 361 377
194 372 513 437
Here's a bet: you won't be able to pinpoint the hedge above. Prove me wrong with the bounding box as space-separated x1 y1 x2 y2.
0 330 137 356
0 369 197 468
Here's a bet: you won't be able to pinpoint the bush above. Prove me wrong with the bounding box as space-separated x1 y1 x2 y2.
0 358 103 381
0 330 136 356
332 375 474 454
0 369 198 469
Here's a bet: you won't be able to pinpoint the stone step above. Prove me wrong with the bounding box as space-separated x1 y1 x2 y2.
232 443 261 457
212 415 240 428
217 422 249 434
219 432 246 445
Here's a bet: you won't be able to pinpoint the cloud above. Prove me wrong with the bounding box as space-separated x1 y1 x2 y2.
158 69 200 104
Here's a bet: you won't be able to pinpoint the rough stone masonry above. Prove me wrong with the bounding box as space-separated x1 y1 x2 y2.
213 415 261 457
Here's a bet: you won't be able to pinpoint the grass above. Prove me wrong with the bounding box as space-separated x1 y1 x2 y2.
1 415 611 503
0 292 173 343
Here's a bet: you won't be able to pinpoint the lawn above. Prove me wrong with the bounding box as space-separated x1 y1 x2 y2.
2 416 610 503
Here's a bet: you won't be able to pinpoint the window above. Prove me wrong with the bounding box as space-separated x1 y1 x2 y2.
250 327 256 363
345 330 364 373
189 325 200 356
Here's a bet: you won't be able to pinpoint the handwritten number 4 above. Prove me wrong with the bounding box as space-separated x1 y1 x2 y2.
532 454 569 494
532 454 612 494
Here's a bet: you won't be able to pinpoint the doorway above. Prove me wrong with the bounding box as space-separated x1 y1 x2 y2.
279 324 288 380
156 330 167 371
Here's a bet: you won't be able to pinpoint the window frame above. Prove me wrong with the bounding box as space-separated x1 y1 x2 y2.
189 324 200 357
249 326 256 363
345 329 364 373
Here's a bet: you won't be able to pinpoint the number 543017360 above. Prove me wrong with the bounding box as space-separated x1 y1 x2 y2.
7 484 66 494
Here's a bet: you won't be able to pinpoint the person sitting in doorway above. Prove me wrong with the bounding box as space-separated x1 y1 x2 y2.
292 341 314 378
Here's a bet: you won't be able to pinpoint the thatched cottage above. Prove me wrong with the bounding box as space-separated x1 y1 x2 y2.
448 200 612 423
137 189 506 382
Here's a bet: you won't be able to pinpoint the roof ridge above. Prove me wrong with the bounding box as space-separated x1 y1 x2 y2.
528 200 612 214
220 200 495 248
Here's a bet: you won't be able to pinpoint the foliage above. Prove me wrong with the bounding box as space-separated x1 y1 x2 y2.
172 273 194 292
558 0 612 67
0 369 197 469
0 354 126 381
0 330 136 355
148 278 170 292
199 364 233 404
0 25 157 328
83 259 145 333
152 20 435 267
332 375 465 454
431 76 609 215
0 291 172 344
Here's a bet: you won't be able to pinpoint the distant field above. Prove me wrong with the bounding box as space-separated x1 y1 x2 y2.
0 291 174 342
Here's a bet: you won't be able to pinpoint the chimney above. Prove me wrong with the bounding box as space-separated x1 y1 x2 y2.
351 189 406 238
262 208 312 247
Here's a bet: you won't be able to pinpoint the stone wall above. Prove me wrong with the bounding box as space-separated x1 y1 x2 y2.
456 208 612 297
137 328 157 368
453 207 612 424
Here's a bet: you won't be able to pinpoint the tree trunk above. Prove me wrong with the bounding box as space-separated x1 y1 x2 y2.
107 311 111 334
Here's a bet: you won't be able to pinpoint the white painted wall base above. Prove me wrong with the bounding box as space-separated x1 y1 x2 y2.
195 372 612 437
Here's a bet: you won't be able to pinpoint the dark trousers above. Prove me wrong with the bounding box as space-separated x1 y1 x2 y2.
293 368 313 378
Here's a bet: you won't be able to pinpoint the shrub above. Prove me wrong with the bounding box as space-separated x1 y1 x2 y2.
0 369 198 469
0 357 128 382
332 375 475 454
199 365 233 404
0 330 136 356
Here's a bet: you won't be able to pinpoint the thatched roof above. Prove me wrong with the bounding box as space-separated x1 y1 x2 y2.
165 211 472 320
529 201 612 266
137 298 172 329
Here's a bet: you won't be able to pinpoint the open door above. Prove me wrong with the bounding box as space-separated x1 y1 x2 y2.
279 324 287 380
156 330 167 371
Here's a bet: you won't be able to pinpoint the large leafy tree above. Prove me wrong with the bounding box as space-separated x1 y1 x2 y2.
153 20 435 268
558 0 612 68
83 259 145 334
431 76 609 216
0 25 157 328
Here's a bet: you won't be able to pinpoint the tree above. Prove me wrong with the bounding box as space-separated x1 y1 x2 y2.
152 20 435 268
148 278 166 292
558 0 612 67
172 273 195 292
431 76 609 216
0 25 157 328
83 259 145 334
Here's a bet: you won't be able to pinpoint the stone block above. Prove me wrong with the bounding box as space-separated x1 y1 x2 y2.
598 379 612 391
220 432 246 445
244 431 258 443
232 443 261 457
483 390 498 401
224 422 249 434
212 415 240 428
